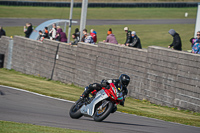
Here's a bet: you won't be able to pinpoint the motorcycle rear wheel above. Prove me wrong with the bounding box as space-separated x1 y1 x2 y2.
69 98 84 119
93 101 114 122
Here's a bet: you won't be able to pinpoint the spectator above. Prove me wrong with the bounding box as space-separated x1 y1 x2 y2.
55 28 67 43
189 31 200 49
0 26 6 38
103 28 118 44
168 29 182 51
192 42 200 54
84 33 94 44
49 23 57 40
190 37 195 48
193 31 200 43
69 33 79 45
126 31 142 49
192 31 200 54
24 23 33 38
124 27 132 45
196 31 200 43
90 29 97 43
81 29 87 42
38 30 44 41
75 28 80 41
43 27 49 39
57 26 61 30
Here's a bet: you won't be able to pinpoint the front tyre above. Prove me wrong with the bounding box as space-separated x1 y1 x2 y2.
93 101 114 122
69 98 84 119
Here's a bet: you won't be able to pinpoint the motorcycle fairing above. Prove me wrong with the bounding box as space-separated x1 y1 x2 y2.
80 89 108 116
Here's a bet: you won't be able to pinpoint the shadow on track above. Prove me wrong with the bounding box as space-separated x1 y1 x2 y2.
79 118 164 128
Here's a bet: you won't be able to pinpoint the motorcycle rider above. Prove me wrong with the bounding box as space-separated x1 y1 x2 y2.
80 74 130 106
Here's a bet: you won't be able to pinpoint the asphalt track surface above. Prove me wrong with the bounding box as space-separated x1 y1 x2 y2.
0 85 200 133
0 18 196 27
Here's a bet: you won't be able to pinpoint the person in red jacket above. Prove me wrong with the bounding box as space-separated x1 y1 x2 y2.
90 29 97 43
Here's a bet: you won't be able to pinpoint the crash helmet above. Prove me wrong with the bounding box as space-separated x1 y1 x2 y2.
119 74 130 87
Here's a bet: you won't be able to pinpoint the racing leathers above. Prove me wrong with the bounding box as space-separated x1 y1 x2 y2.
81 79 128 106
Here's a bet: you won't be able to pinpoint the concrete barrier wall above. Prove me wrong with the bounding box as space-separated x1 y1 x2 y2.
0 36 199 112
119 45 148 100
53 42 77 84
146 46 200 111
12 36 58 79
0 36 12 68
74 43 98 87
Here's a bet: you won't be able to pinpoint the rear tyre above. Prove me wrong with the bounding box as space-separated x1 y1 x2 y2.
69 98 84 119
93 101 113 122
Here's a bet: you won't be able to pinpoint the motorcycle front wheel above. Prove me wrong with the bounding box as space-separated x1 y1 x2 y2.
93 101 114 122
69 98 84 119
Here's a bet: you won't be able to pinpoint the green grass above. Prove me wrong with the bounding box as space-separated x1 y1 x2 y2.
0 120 97 133
4 24 195 51
0 6 197 19
0 68 200 127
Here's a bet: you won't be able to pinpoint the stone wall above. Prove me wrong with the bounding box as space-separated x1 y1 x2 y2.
145 46 200 111
0 36 199 112
12 36 58 79
0 36 12 68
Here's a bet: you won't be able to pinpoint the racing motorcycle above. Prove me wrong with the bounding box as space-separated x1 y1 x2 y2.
69 82 124 122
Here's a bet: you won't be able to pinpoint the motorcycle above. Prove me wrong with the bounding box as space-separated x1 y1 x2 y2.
69 82 124 122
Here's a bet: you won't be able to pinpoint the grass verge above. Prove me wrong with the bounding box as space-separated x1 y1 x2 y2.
0 6 197 19
0 68 200 127
0 120 97 133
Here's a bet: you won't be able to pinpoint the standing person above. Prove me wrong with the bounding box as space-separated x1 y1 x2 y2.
90 29 97 43
69 33 79 45
190 37 195 48
126 31 142 49
192 31 200 54
197 31 200 42
0 26 6 38
38 30 44 41
55 28 67 43
81 29 87 42
43 27 49 39
124 27 132 45
49 23 57 40
103 28 118 44
194 31 200 43
75 28 80 41
84 33 94 44
168 29 182 51
24 23 33 38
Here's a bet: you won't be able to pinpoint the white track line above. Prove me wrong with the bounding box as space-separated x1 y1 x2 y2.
0 85 75 103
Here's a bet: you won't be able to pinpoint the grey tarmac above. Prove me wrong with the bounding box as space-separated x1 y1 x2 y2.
0 85 200 133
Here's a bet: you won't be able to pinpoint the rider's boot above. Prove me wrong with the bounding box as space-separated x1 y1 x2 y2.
80 83 101 99
120 98 125 106
80 86 92 99
119 101 124 106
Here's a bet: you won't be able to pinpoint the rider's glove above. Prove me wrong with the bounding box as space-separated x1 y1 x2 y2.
101 79 108 87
